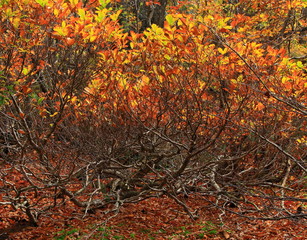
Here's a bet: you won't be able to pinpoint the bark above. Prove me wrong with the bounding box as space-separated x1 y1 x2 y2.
139 0 167 32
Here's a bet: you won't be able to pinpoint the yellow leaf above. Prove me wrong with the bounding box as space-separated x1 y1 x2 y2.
12 17 20 28
70 96 77 104
218 47 228 55
5 8 15 17
22 65 32 75
118 78 127 90
96 9 108 23
50 112 59 118
54 8 59 17
69 0 78 6
78 8 86 20
110 10 122 22
141 75 150 85
164 54 171 60
54 21 69 36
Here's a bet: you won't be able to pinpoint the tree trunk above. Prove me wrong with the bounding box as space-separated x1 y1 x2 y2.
138 0 167 32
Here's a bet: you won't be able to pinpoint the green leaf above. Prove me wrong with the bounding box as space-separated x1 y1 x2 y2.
78 8 86 20
164 54 171 60
37 97 45 105
99 0 111 9
35 0 48 7
296 61 304 69
166 14 175 26
0 0 9 7
96 8 108 22
0 96 6 106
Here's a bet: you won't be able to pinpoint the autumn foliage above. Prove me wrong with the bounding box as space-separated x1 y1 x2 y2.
0 0 306 234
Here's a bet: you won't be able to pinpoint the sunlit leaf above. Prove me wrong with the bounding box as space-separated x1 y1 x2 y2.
110 9 122 22
98 0 111 9
296 61 304 68
78 8 86 20
166 14 176 26
35 0 48 7
69 0 78 6
96 8 108 22
54 21 69 36
218 47 228 55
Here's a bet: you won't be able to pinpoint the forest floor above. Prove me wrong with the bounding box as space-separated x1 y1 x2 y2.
0 193 306 240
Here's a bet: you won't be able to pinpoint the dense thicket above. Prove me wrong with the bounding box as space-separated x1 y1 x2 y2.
0 0 306 225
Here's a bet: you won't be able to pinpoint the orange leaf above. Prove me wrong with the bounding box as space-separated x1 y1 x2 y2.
18 129 26 134
255 102 265 111
19 112 25 119
66 37 75 46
